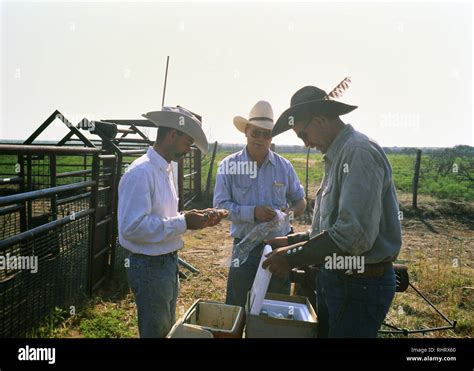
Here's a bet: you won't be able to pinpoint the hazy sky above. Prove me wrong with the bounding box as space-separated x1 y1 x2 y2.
1 1 472 147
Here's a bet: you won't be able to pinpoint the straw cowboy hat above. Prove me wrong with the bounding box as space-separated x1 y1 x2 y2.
233 100 274 134
143 106 209 154
272 83 358 137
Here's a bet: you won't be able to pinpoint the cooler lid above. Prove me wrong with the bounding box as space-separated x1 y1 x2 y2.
249 244 273 315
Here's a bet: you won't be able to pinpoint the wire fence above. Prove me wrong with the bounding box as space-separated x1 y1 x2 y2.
0 146 98 337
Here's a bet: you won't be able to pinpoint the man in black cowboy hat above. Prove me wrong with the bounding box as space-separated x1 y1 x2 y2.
263 83 402 338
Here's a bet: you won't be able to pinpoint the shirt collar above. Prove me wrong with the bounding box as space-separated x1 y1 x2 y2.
147 147 171 172
323 124 354 164
243 146 275 167
267 149 276 166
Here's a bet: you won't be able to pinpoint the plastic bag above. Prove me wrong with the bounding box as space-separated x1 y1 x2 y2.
230 210 290 267
260 309 289 320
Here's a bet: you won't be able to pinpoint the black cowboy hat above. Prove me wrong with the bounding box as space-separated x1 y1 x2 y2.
272 84 358 137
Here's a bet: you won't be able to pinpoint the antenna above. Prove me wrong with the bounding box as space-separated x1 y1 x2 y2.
162 56 170 108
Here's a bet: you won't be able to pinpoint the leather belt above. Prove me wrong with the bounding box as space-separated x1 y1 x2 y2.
130 250 177 258
338 261 393 279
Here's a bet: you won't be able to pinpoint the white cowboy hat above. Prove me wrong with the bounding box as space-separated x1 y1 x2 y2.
142 106 209 154
233 100 274 134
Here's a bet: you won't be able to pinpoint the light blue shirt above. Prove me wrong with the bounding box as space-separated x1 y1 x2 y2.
213 146 305 239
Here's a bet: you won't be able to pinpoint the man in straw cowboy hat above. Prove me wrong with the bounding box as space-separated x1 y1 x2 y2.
214 100 307 307
263 80 402 338
118 106 227 338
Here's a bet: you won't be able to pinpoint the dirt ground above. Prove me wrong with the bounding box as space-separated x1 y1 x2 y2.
176 210 314 317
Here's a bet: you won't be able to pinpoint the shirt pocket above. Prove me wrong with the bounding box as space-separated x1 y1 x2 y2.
233 177 252 205
272 182 288 208
320 183 334 220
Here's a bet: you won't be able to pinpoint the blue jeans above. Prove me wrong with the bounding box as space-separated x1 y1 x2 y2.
126 252 179 338
315 266 396 338
226 242 290 307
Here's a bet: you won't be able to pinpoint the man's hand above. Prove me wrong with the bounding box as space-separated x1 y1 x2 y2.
262 246 293 277
254 206 276 222
184 210 210 230
264 236 289 250
201 208 229 227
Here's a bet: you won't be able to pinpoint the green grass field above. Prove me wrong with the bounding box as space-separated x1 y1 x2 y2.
1 149 472 201
201 150 474 201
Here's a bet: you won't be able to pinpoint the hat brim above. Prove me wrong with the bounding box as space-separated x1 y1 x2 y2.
272 100 358 137
233 116 274 134
233 116 249 134
142 111 209 154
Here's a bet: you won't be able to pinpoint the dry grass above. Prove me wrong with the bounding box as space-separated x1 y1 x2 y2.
385 216 473 337
175 222 233 316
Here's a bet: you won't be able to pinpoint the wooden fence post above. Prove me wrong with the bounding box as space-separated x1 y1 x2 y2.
305 148 310 202
412 149 422 209
205 141 218 197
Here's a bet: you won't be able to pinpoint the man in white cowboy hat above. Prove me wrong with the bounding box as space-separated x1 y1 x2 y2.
263 83 402 338
118 106 226 338
213 100 307 307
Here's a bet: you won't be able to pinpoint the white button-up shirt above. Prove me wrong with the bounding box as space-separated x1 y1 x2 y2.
118 147 187 256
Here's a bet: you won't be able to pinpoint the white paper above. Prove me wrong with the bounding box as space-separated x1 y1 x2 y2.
249 244 273 315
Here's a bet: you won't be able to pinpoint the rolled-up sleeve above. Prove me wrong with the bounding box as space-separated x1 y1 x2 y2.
286 165 305 202
118 168 187 244
328 147 384 255
213 162 255 223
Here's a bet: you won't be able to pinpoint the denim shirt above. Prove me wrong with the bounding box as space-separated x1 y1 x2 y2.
213 147 305 239
310 125 402 264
